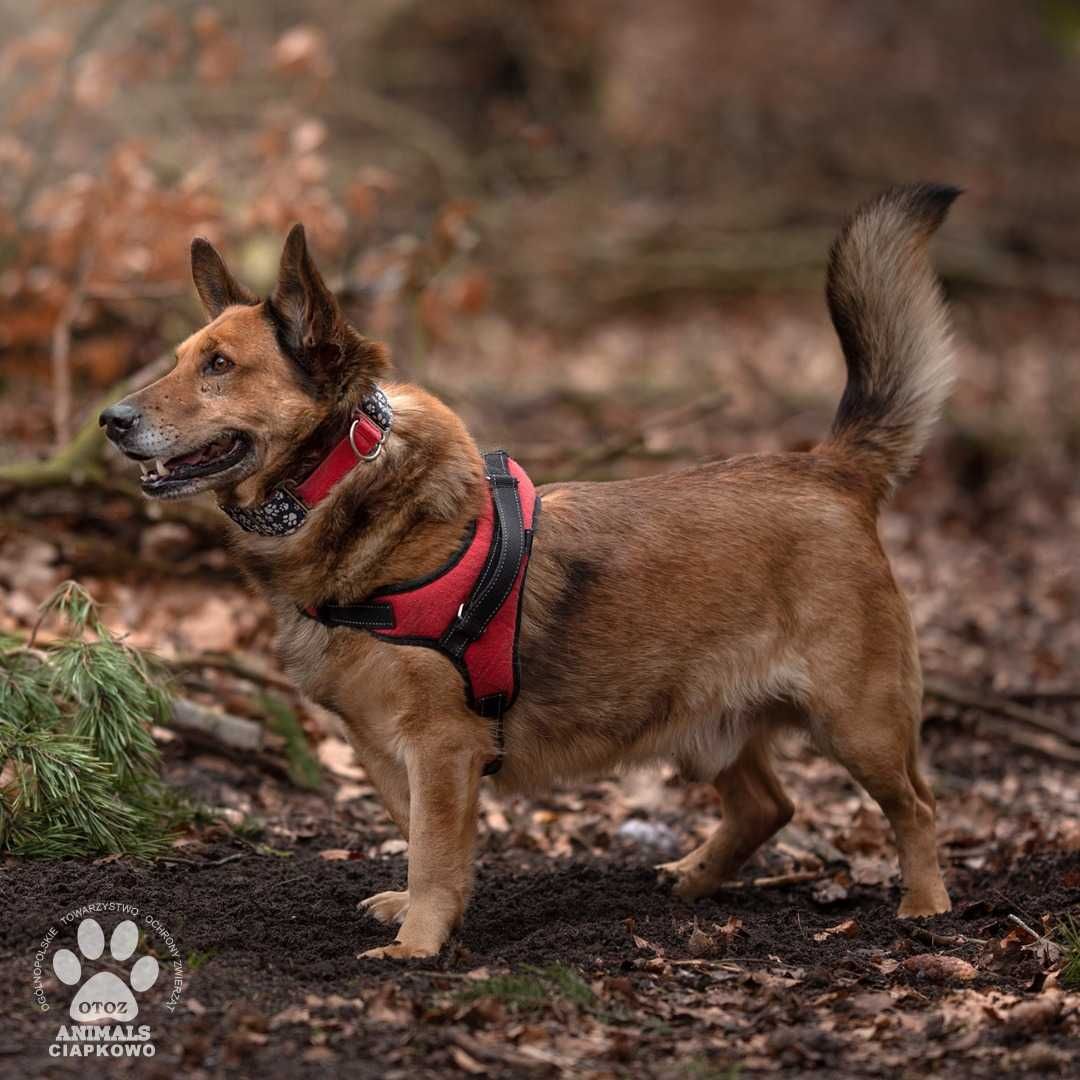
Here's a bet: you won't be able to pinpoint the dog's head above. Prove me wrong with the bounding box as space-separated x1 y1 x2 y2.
100 225 388 502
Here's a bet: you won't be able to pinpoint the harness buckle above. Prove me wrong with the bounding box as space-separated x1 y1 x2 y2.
349 416 386 462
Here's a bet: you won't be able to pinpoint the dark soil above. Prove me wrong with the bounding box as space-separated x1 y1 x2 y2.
2 783 1077 1078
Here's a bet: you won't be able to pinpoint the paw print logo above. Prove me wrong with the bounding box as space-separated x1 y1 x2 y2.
51 918 160 1023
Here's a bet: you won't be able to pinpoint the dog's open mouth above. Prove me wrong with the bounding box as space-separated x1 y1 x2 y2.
138 431 253 495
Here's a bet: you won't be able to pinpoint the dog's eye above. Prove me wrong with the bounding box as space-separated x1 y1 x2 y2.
204 354 233 375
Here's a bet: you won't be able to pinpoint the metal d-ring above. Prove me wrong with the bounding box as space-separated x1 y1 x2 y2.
348 418 386 462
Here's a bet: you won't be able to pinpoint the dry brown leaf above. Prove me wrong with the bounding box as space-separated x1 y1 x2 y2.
269 1005 310 1028
814 918 859 942
316 736 365 780
450 1046 487 1074
717 915 743 944
688 923 713 957
366 984 411 1025
178 595 239 652
997 991 1063 1032
902 954 978 983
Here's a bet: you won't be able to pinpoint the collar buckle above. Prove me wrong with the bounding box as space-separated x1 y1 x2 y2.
348 415 386 462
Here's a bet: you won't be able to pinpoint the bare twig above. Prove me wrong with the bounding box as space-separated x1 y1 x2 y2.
906 926 987 948
0 350 173 489
1006 687 1080 704
11 1 126 221
170 652 296 696
964 714 1080 764
1007 914 1045 942
559 391 730 480
924 674 1079 747
52 246 96 449
720 869 823 890
160 851 249 869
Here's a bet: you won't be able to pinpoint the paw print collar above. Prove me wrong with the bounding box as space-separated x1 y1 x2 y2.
221 387 393 537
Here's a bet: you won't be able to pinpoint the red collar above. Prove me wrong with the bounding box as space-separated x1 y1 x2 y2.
221 387 393 536
293 408 385 506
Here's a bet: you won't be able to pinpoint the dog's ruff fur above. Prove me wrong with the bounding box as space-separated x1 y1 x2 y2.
104 184 959 958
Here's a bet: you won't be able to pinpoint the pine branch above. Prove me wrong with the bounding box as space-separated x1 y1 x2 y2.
0 581 179 857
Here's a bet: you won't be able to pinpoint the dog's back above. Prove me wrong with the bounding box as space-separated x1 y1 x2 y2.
510 185 959 782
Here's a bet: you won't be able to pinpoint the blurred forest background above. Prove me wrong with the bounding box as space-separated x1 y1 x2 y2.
2 0 1078 684
1 3 1079 1075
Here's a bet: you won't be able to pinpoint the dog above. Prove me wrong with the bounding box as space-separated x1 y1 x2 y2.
101 184 957 958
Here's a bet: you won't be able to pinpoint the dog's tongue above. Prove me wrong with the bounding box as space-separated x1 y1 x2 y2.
168 448 206 468
167 434 233 469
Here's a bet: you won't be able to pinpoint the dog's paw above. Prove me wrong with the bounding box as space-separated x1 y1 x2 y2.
897 884 952 919
656 855 719 900
359 890 410 925
359 940 437 960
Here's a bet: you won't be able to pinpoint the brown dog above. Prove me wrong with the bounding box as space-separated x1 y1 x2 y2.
102 184 956 958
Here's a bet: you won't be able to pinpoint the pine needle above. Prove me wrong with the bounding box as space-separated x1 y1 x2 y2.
0 581 178 857
1059 914 1080 989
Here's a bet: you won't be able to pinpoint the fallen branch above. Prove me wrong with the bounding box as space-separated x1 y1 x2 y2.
1006 687 1080 704
0 351 173 489
170 697 265 752
167 695 322 789
52 246 96 449
559 390 731 480
956 712 1080 765
923 674 1079 746
905 926 987 948
170 652 296 696
720 869 823 890
160 851 249 869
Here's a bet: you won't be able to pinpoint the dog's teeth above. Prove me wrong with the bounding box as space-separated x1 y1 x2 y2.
155 459 170 476
139 462 150 477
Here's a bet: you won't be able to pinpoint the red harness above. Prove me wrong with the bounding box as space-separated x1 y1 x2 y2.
313 455 538 708
222 394 539 775
308 452 538 774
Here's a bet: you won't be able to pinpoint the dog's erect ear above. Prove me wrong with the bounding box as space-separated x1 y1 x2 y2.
267 223 389 388
190 238 258 320
269 223 339 356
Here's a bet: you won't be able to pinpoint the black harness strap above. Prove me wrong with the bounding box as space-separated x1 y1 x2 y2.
313 601 395 629
440 452 524 660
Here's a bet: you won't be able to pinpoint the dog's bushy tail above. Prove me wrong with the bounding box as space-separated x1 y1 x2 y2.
823 183 959 499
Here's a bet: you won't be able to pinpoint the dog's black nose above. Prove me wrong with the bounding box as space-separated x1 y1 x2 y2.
99 402 141 440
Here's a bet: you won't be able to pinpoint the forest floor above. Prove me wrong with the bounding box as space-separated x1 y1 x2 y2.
1 294 1079 1077
2 718 1077 1078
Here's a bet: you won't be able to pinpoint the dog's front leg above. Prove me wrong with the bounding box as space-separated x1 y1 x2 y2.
360 733 484 959
356 746 413 927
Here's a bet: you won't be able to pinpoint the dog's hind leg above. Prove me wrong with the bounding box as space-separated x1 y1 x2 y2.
659 728 794 899
814 682 950 918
